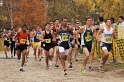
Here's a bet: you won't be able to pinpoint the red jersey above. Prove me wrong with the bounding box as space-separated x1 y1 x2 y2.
18 31 28 45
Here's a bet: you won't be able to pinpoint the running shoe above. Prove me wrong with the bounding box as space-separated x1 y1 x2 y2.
55 64 59 67
98 66 104 73
25 59 28 63
49 60 52 66
75 58 78 61
81 68 86 74
20 68 24 72
89 65 93 70
64 69 67 75
68 64 73 68
46 66 49 70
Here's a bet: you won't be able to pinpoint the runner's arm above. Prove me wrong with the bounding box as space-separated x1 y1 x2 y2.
69 25 74 35
39 31 45 42
56 26 60 35
76 26 84 44
113 28 116 39
14 32 20 44
51 30 56 42
93 27 97 39
96 28 104 42
28 33 30 43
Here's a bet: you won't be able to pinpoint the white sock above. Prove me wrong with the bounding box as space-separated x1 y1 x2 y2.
20 67 23 69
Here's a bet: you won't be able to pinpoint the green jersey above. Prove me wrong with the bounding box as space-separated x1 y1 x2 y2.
81 25 93 46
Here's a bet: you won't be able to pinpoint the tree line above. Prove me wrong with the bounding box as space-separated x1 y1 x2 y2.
0 0 124 29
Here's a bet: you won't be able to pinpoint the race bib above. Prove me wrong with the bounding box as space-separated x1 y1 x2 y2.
62 35 68 41
105 37 112 42
36 34 41 39
4 37 7 40
56 35 59 39
20 39 26 44
78 34 80 38
46 38 51 43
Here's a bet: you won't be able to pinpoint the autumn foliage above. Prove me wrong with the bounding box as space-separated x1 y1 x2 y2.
13 0 48 29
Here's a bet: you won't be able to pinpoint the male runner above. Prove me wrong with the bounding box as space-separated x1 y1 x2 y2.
15 25 30 71
76 16 96 74
97 18 116 72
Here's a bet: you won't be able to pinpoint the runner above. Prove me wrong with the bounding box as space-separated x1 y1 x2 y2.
25 30 30 63
30 28 35 48
52 19 60 67
74 21 81 61
97 18 116 73
15 25 30 71
32 26 42 61
40 23 55 69
67 21 74 68
76 16 96 74
89 19 97 70
10 28 16 58
56 18 73 75
2 29 10 59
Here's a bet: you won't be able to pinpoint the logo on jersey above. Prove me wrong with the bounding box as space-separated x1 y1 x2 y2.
85 32 92 42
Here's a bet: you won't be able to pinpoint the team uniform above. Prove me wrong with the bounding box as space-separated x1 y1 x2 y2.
75 27 81 48
101 27 113 52
10 33 16 57
52 27 59 47
43 30 53 51
81 25 94 52
17 31 28 51
3 34 10 47
59 27 71 55
33 31 41 48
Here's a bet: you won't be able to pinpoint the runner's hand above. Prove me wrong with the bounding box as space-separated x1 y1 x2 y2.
29 42 32 46
52 38 56 42
98 39 101 43
16 43 20 46
77 41 80 45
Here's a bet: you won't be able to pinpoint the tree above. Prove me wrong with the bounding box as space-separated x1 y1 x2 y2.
13 0 48 29
95 0 124 23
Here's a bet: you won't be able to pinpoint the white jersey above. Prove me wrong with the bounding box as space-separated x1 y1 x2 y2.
102 27 113 43
119 21 124 26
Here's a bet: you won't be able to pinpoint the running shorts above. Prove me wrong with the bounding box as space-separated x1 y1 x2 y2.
17 44 27 51
82 45 92 52
101 42 112 52
4 41 10 47
33 42 41 48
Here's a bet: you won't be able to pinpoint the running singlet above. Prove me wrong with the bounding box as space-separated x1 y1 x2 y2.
3 34 9 41
59 27 71 49
75 27 81 43
102 27 113 44
44 30 52 44
10 33 16 42
34 31 41 42
18 31 28 45
81 25 93 46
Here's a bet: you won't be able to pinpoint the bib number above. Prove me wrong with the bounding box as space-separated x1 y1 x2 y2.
105 37 111 42
4 37 7 40
20 39 26 44
46 39 51 43
62 35 68 41
36 34 40 39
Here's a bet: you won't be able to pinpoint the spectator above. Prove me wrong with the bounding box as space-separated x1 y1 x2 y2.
99 17 106 28
118 16 124 26
111 17 117 28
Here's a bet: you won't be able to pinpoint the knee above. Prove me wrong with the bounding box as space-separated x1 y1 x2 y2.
86 54 89 57
105 53 109 57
